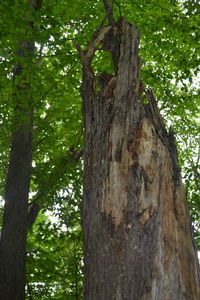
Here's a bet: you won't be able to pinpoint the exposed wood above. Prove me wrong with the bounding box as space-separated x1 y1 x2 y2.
80 17 200 300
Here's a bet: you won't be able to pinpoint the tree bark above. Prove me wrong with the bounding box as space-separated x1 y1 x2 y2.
0 1 42 299
80 17 200 300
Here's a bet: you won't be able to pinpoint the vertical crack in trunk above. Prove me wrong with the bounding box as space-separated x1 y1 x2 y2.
80 17 200 300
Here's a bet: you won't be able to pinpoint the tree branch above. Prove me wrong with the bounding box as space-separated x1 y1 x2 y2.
27 147 83 228
102 0 116 25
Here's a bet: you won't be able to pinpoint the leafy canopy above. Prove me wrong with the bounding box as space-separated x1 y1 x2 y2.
0 0 199 299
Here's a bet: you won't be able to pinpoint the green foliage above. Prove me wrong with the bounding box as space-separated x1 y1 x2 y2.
26 210 83 299
0 0 199 298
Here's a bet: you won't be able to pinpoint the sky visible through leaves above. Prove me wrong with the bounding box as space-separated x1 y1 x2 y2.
0 0 199 299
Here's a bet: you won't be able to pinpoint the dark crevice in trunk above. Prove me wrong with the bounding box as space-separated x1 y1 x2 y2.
79 17 200 300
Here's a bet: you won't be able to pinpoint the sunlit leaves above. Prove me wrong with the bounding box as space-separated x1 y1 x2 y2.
26 211 83 299
0 0 199 298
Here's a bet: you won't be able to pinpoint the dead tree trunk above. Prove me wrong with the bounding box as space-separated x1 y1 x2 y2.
0 1 42 299
79 17 200 300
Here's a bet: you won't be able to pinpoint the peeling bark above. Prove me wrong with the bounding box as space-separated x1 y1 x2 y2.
80 17 200 300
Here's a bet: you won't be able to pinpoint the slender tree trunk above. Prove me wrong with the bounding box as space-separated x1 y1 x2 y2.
0 1 42 299
0 41 33 300
80 17 200 300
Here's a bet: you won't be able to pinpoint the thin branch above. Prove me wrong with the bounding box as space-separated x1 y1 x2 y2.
37 51 74 58
27 283 33 300
73 244 79 300
39 61 77 102
35 44 44 66
45 38 75 47
128 0 172 13
102 0 116 25
115 1 122 17
196 144 200 167
27 147 83 228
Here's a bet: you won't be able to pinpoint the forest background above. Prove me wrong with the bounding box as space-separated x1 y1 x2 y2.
0 0 199 299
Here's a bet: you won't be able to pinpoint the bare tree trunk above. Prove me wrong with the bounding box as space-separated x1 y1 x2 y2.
0 1 42 299
80 17 200 300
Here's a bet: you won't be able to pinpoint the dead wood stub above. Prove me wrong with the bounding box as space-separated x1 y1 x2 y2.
80 17 200 300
